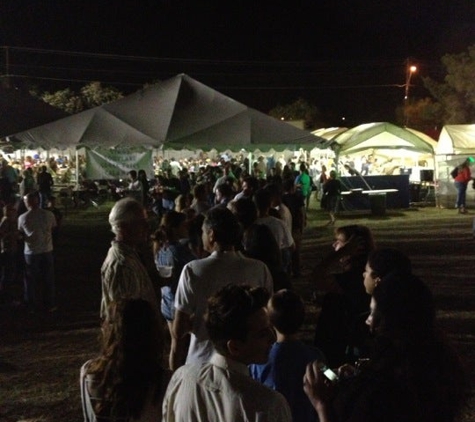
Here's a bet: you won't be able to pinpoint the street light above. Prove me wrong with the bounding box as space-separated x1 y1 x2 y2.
404 64 417 126
404 65 417 100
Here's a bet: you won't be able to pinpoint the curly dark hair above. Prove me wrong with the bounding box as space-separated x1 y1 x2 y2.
205 284 270 355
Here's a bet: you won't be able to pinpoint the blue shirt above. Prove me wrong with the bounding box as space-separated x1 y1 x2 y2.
250 341 326 422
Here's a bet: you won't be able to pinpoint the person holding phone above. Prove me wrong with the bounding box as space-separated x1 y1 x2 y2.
304 273 469 422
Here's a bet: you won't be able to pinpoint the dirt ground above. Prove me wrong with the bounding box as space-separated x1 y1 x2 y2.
1 202 474 422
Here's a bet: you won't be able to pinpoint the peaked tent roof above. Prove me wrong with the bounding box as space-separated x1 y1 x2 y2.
12 74 321 151
405 128 438 151
312 127 349 140
0 85 68 139
311 127 348 150
436 124 475 155
332 122 435 155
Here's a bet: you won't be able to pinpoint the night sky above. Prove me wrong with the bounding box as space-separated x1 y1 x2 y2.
1 0 475 126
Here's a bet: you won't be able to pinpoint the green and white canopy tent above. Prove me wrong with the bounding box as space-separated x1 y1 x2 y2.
10 74 323 180
331 122 436 181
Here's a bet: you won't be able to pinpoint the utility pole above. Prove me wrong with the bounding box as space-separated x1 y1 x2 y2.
403 59 417 127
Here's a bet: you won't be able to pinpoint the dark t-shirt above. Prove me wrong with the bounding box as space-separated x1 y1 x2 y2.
282 192 305 230
323 178 342 196
37 172 53 192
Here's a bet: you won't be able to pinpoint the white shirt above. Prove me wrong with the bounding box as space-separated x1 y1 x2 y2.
174 251 273 365
18 208 56 254
256 216 294 249
275 203 293 234
127 180 143 203
162 353 292 422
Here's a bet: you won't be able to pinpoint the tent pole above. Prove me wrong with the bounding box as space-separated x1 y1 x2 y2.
75 149 79 189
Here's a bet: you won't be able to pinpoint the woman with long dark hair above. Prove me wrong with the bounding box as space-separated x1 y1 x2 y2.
313 225 375 366
80 299 168 422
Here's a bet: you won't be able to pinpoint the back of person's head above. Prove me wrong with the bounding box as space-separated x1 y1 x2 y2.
128 170 137 179
193 183 207 200
264 183 282 204
203 207 241 248
93 299 164 419
205 284 270 355
367 248 412 279
24 191 40 208
160 210 186 240
242 223 282 269
268 289 305 335
253 188 272 213
372 273 435 340
109 197 145 235
228 197 257 230
299 162 307 172
329 170 337 178
243 176 258 192
282 177 295 193
216 182 234 199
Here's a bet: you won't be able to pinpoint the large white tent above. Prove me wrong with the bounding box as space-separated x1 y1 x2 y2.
434 124 475 207
436 124 475 155
11 74 320 152
9 74 325 180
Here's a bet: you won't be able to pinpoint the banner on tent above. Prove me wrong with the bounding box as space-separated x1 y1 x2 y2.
85 149 153 179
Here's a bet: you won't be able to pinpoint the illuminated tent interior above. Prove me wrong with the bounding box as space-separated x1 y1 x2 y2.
331 122 436 182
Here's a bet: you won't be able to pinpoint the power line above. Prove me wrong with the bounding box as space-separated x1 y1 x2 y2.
2 73 404 91
1 45 440 69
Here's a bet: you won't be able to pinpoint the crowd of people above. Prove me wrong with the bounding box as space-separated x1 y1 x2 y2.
0 156 63 311
0 149 470 421
79 184 470 421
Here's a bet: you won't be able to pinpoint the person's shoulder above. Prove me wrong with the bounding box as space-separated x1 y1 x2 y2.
239 253 268 268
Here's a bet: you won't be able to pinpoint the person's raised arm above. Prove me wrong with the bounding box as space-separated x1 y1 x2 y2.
303 361 333 422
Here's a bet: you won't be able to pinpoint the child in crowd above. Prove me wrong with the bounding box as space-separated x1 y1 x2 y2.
250 289 326 422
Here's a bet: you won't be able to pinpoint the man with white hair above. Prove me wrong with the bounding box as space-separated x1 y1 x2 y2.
100 197 158 320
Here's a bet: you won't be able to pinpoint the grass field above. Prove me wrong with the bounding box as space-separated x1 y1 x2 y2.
1 201 474 421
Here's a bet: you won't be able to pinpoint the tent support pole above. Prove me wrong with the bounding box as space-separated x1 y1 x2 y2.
75 149 79 189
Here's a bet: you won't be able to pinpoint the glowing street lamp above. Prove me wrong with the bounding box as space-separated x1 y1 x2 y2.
404 65 417 100
404 64 417 126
